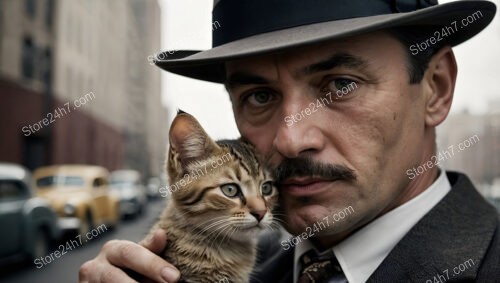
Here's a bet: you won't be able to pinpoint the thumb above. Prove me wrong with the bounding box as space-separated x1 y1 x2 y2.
139 229 167 254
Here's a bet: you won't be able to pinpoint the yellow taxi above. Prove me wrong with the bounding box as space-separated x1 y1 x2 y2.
33 165 119 235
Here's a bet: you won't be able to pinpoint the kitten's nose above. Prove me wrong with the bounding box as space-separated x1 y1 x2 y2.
250 210 266 222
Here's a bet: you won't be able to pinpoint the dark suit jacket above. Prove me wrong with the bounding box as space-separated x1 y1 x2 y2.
250 172 500 283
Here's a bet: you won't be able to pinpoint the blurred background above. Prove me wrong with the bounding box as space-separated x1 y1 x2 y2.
0 0 167 281
0 0 499 282
0 0 166 175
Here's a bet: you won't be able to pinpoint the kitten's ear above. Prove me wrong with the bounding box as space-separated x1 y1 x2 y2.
169 111 219 168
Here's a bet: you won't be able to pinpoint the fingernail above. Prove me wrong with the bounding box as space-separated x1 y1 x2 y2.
161 267 180 283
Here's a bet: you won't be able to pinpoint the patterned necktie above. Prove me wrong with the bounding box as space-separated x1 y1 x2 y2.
297 249 348 283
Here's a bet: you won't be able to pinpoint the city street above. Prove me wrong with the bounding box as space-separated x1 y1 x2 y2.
0 199 166 283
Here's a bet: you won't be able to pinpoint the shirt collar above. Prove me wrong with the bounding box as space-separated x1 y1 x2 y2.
293 170 452 283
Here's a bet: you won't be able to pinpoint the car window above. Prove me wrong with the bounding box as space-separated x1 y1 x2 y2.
92 177 106 188
0 180 27 200
110 176 135 187
37 176 85 188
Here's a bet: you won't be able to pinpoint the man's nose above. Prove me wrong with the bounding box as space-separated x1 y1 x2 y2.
273 102 325 158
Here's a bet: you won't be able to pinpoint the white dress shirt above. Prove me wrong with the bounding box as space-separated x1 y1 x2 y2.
293 170 452 283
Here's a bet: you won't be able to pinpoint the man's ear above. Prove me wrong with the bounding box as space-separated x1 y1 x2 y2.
422 46 457 127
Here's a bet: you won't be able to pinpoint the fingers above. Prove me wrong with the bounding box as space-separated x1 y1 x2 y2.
79 260 138 283
139 229 167 254
104 239 180 283
78 232 180 283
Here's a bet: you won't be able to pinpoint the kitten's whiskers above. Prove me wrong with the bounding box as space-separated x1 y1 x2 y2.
191 216 228 238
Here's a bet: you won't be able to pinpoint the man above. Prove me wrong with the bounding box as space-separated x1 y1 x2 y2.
79 0 500 282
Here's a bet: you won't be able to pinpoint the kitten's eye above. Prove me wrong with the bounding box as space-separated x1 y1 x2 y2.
220 183 240 198
260 182 273 196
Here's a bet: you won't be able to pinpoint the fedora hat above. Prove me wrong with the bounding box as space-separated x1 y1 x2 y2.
155 0 496 83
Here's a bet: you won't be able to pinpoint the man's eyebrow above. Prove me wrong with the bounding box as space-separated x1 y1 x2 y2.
224 53 367 90
299 53 368 77
225 72 271 90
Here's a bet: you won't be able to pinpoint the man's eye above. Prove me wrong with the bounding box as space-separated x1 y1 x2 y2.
245 90 274 106
326 78 357 94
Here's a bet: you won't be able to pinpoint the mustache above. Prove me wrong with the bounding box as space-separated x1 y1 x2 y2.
272 156 356 185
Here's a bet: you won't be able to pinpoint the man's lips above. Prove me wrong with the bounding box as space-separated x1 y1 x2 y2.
279 177 337 197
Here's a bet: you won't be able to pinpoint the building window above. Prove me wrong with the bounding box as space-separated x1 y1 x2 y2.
76 21 81 52
25 0 36 18
42 49 52 92
67 13 73 46
68 68 73 97
45 0 54 29
22 37 35 79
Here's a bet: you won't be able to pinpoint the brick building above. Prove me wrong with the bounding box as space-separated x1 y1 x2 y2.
0 0 167 177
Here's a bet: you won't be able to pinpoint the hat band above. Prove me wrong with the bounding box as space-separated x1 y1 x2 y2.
212 0 437 47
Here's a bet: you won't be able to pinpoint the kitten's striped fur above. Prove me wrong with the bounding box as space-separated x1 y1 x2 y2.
151 111 278 283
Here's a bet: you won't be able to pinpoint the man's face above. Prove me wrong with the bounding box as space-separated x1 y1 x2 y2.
225 32 430 238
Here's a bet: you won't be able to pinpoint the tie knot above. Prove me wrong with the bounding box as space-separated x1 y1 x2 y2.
298 249 347 283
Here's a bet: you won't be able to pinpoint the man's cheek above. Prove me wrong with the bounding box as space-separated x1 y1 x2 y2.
246 132 274 159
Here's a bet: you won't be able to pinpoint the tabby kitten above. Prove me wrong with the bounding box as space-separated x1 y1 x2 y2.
151 111 278 283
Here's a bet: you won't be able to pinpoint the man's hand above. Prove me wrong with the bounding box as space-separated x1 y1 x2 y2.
79 229 180 283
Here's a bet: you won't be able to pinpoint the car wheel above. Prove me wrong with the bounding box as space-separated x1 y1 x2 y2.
107 206 120 230
79 213 92 236
32 229 50 260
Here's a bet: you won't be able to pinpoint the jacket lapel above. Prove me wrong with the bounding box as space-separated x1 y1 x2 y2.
251 231 294 283
368 172 498 282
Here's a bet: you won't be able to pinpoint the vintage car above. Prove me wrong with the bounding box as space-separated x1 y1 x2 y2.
0 163 61 263
146 177 161 199
146 173 168 200
110 170 147 218
33 165 119 235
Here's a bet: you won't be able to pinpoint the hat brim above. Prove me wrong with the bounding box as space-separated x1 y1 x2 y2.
155 0 496 83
